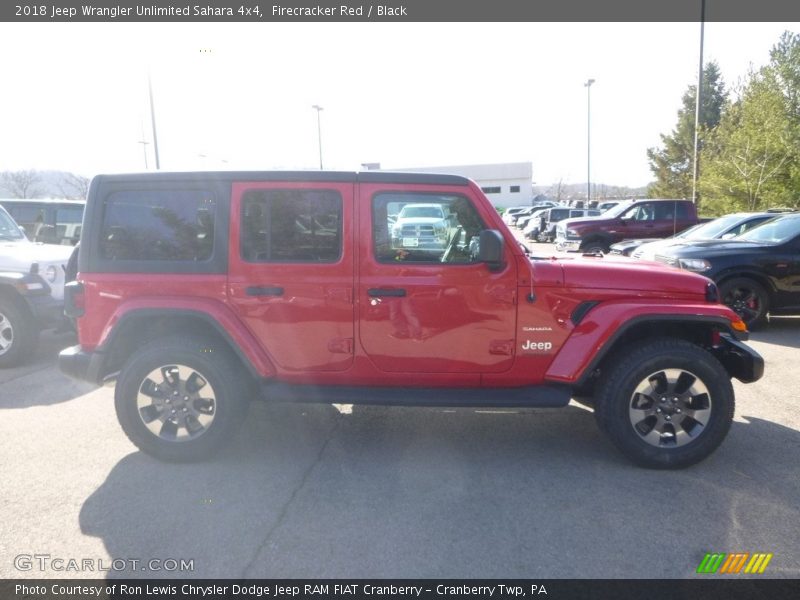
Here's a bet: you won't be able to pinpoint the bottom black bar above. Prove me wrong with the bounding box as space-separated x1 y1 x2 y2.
2 579 798 600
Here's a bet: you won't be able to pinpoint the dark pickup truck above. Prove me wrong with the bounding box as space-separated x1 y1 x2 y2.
554 199 700 254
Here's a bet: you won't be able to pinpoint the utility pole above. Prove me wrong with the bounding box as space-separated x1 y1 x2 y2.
312 104 324 170
584 78 595 203
691 0 706 205
148 72 161 170
137 121 150 169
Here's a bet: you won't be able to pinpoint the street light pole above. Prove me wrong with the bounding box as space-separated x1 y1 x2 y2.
148 71 161 170
584 78 595 204
312 104 323 170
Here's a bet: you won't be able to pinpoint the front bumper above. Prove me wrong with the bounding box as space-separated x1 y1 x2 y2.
58 345 105 385
554 238 581 252
712 334 764 384
26 293 65 327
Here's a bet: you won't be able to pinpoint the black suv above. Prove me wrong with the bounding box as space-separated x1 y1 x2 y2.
654 213 800 327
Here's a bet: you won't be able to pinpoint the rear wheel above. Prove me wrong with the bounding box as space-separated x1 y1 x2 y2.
115 335 250 461
593 338 734 469
719 277 769 329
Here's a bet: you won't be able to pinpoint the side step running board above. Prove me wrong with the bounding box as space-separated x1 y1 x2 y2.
258 383 572 408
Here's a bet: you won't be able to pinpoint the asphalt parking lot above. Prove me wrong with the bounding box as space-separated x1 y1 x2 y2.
1 245 799 580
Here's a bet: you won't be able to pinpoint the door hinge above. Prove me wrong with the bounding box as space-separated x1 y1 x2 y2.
328 338 354 354
489 339 515 356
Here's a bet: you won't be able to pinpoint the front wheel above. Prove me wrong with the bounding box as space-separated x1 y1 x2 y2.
719 277 769 329
0 298 38 368
581 242 609 254
593 338 734 469
115 336 250 462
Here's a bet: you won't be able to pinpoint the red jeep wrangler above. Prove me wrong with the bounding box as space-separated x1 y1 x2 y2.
59 172 763 468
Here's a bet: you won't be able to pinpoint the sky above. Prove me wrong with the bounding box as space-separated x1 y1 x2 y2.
1 21 798 188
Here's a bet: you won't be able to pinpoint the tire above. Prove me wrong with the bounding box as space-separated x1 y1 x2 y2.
581 242 609 254
719 277 769 329
114 335 251 462
0 297 38 368
593 338 734 469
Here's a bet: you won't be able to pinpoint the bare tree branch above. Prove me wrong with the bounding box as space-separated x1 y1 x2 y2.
57 172 90 200
0 170 44 198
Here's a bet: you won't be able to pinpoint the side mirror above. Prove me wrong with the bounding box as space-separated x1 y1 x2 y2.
721 233 736 239
478 229 505 271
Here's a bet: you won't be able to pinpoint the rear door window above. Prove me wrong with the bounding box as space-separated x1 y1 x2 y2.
240 189 342 263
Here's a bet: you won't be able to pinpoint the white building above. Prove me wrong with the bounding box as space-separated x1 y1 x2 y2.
364 162 534 209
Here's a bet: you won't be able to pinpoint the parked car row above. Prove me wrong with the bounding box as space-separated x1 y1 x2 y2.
501 201 561 227
568 207 800 329
525 207 601 242
503 200 616 244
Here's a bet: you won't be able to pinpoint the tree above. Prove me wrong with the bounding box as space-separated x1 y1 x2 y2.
647 62 727 202
57 172 90 200
769 31 800 116
700 77 792 213
768 31 800 207
700 32 800 214
547 178 566 203
0 170 44 198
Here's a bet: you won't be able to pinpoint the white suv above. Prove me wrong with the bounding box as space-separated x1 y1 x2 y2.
0 205 74 367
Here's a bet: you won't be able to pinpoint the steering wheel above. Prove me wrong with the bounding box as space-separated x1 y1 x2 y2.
441 226 463 263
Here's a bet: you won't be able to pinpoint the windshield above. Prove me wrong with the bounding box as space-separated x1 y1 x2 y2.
602 201 634 218
685 214 747 239
400 205 444 219
737 214 800 244
0 209 26 240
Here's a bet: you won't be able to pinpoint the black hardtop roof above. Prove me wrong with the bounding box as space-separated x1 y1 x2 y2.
91 170 471 187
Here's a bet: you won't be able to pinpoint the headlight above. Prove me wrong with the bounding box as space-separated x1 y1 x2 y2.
45 265 58 283
566 228 579 237
678 258 711 272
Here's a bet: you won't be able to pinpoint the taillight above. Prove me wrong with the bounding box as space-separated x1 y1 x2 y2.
64 280 85 318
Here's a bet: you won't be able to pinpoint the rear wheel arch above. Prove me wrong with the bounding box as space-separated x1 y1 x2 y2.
716 271 774 296
114 333 250 461
97 309 266 383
